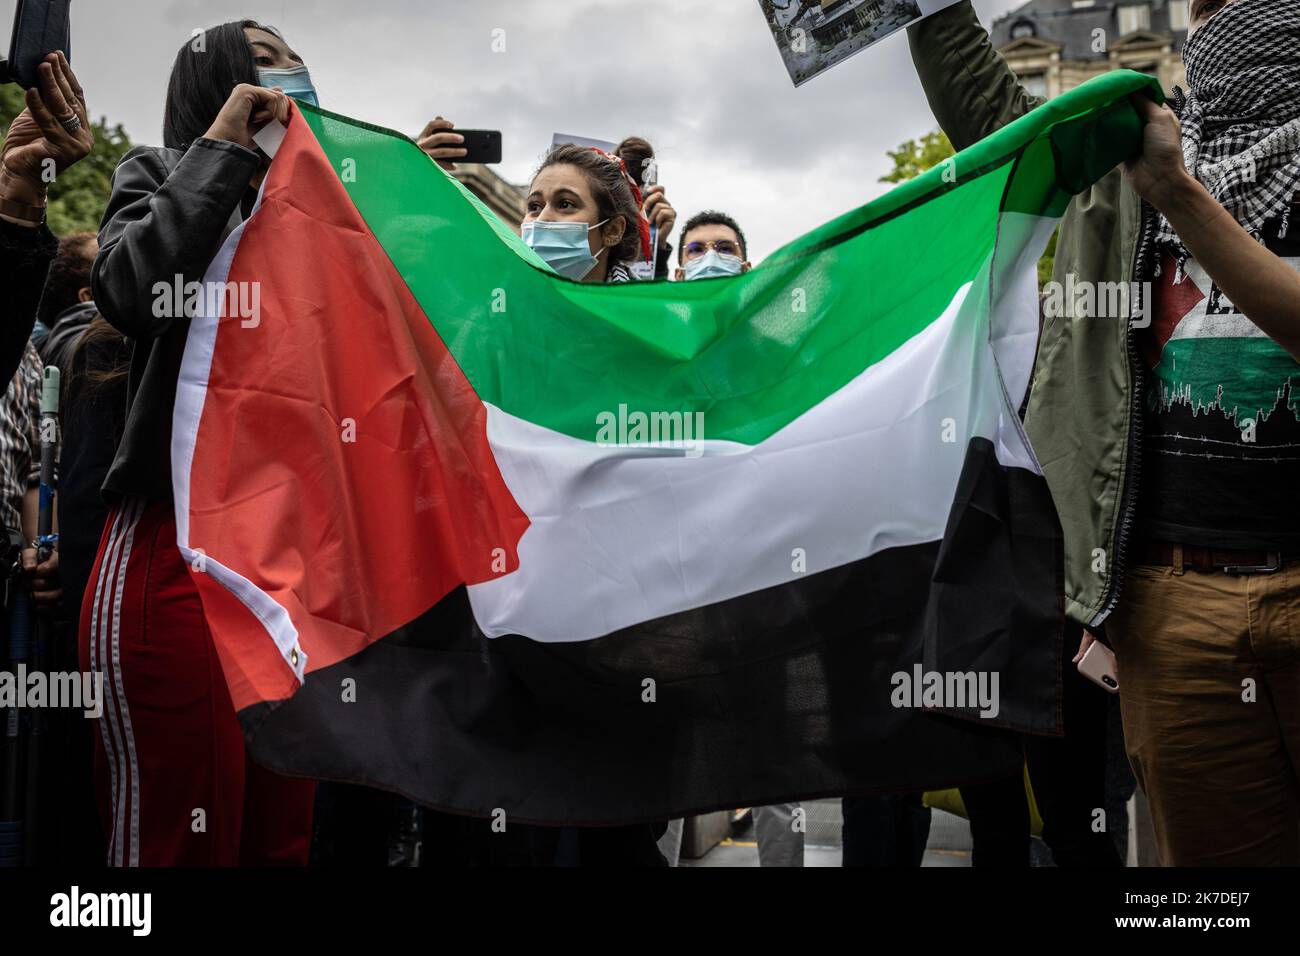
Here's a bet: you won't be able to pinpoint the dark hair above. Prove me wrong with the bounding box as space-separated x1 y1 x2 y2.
62 315 132 455
162 20 282 150
615 136 655 188
37 232 97 327
531 144 644 264
69 315 131 391
678 210 748 263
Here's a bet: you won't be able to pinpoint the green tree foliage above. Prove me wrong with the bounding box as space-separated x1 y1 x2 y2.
1037 229 1058 287
879 129 955 185
882 127 1057 284
1 82 134 236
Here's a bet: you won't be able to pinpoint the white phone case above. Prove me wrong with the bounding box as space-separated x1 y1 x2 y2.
1078 641 1119 694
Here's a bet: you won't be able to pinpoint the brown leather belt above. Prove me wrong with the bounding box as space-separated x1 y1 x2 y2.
1140 542 1284 575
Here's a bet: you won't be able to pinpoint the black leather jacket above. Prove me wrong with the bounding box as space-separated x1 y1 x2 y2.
91 137 260 501
1 218 59 387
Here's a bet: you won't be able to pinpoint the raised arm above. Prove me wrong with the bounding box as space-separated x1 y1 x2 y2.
1126 97 1300 362
907 1 1044 152
0 52 93 384
92 84 289 340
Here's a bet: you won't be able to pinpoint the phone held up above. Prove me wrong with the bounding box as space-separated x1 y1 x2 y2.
447 129 502 166
1 0 73 89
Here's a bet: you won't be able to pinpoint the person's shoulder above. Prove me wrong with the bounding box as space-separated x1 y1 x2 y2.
120 144 185 164
114 144 186 183
20 342 43 379
606 262 636 284
8 343 44 407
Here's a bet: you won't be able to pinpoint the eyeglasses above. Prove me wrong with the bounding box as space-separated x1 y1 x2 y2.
683 239 742 260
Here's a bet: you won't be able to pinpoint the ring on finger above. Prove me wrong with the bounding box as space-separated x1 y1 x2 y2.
57 113 82 135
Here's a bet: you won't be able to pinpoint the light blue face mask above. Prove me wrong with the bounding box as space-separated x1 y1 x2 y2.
522 218 608 281
258 65 319 108
683 249 744 281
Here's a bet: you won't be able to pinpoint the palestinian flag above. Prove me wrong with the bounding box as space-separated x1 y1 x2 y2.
172 72 1158 824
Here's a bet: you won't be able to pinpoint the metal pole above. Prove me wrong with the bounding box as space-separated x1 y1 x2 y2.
1 555 31 866
643 158 660 280
20 367 60 865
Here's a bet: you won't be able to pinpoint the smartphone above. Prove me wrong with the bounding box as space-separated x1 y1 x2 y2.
2 0 72 89
1078 641 1119 694
452 129 502 166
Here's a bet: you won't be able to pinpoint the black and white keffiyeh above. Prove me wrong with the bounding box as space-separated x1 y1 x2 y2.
1156 0 1300 275
606 261 636 283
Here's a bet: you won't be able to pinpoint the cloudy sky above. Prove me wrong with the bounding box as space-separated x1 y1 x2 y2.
5 0 1028 260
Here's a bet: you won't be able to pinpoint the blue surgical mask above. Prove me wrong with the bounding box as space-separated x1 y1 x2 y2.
522 218 608 281
683 249 744 281
258 65 319 108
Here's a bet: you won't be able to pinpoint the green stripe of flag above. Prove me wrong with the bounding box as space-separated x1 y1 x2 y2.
298 70 1159 446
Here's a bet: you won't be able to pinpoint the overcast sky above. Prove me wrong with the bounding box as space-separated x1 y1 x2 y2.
4 0 1027 261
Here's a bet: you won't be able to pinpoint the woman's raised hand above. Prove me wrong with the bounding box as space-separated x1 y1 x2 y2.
203 84 292 150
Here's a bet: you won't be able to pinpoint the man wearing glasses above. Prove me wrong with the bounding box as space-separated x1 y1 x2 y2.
674 211 753 281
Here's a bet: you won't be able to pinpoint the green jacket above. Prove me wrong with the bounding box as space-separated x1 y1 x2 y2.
909 2 1156 627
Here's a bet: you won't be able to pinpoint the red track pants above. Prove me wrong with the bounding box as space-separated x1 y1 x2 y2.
78 497 315 866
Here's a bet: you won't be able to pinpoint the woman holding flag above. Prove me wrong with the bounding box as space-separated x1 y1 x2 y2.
82 20 318 868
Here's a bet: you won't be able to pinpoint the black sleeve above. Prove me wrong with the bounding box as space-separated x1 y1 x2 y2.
0 217 59 387
91 139 261 341
654 242 673 280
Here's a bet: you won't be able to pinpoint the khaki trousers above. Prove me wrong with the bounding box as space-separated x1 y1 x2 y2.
1107 560 1300 866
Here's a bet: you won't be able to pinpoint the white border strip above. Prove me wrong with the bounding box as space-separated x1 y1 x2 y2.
170 178 307 683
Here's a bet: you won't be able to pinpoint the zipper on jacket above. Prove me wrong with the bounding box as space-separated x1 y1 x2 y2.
1092 200 1158 627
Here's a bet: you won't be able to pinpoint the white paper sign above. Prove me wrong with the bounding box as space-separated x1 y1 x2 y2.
759 0 962 88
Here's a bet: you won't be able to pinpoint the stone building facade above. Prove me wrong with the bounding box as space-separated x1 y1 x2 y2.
991 0 1188 98
451 165 527 234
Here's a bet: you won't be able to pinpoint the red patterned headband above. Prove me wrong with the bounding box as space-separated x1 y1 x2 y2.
588 147 653 263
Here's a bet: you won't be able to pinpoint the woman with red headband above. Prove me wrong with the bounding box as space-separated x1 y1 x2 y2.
522 143 654 283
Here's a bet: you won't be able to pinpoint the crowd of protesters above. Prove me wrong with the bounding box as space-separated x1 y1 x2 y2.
1 0 1298 868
